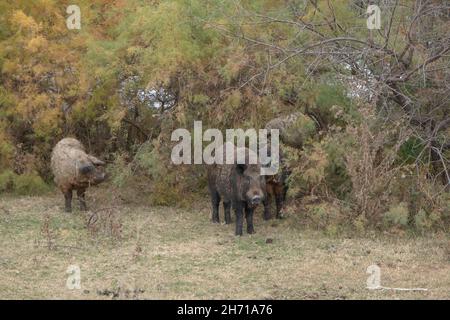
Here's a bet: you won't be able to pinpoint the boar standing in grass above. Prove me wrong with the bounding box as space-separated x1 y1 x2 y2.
259 134 289 220
51 138 106 212
262 147 289 220
262 116 300 219
207 142 266 236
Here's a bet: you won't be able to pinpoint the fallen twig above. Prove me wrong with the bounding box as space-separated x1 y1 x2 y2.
368 286 429 292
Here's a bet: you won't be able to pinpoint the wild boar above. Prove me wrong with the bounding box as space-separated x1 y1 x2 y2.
207 142 266 236
260 139 290 220
51 138 106 212
265 112 317 148
263 154 289 220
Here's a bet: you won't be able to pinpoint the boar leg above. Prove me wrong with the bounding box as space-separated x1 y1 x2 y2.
223 201 232 224
275 184 285 219
234 202 244 236
275 190 283 219
263 183 273 220
275 193 283 219
263 193 272 220
210 190 221 223
77 188 87 211
245 204 255 234
64 189 73 213
283 183 288 202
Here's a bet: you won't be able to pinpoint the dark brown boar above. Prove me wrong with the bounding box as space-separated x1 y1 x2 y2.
51 138 106 212
262 120 293 219
260 141 290 220
207 142 266 236
263 165 289 220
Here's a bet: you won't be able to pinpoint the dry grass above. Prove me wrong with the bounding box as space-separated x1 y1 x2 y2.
0 192 449 300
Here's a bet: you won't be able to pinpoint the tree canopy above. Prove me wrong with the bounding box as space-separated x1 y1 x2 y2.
1 0 449 231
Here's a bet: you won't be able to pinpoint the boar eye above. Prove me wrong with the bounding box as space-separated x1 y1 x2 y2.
79 164 94 175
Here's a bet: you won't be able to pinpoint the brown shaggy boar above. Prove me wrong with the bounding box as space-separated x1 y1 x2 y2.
262 144 289 220
207 142 266 236
262 118 295 219
51 138 106 212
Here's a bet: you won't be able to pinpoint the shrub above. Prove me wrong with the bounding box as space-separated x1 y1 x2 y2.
0 170 16 192
13 172 50 196
108 153 133 188
303 201 353 235
107 139 201 207
282 113 317 148
0 140 14 170
414 209 432 232
383 202 409 228
287 143 328 197
344 107 411 223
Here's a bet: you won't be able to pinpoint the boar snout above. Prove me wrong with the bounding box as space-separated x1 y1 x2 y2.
90 166 106 185
251 195 261 205
78 163 106 185
93 171 106 184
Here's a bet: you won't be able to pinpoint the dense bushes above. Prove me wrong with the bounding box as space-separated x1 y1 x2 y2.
0 170 50 195
284 105 449 233
0 1 448 233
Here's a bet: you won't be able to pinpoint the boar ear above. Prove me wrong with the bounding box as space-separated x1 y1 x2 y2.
79 164 94 175
87 155 105 166
236 164 247 175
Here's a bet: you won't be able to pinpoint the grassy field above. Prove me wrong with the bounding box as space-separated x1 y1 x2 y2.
0 192 449 299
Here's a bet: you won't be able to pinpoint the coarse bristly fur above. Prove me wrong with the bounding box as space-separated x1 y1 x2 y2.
262 144 290 220
263 115 299 219
207 142 266 236
51 137 106 212
265 112 301 146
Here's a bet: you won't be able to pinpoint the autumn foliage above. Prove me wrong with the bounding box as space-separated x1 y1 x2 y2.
1 0 448 232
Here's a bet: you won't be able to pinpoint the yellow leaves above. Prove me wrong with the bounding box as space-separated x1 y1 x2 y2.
33 93 51 109
1 3 85 144
287 140 330 197
32 64 46 77
303 143 328 185
126 46 141 57
1 59 19 75
16 93 50 118
33 107 62 139
26 35 48 53
0 127 15 169
11 10 40 34
103 101 126 131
